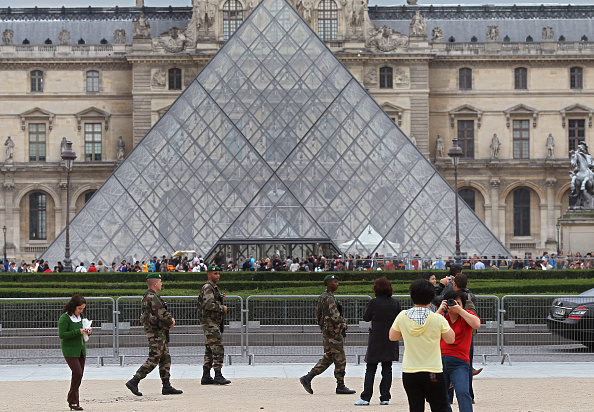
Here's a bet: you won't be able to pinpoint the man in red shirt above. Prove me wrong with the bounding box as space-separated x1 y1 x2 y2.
87 263 97 273
437 290 480 412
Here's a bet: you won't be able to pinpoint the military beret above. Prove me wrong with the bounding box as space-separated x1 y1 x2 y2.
146 273 162 280
324 274 338 282
207 265 221 272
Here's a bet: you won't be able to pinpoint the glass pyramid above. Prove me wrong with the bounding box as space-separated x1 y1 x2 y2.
41 0 509 265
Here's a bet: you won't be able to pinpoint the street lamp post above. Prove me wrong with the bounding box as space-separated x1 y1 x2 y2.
61 141 77 273
448 137 463 266
2 226 6 265
556 217 561 256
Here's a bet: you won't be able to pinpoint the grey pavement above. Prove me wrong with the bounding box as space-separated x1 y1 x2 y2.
2 361 594 382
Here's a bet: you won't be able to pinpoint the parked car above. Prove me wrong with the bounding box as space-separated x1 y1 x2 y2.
547 287 594 350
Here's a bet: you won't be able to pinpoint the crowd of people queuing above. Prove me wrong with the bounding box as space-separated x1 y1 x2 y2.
4 248 593 274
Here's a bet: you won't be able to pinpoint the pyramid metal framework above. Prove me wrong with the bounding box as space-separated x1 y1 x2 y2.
42 0 509 265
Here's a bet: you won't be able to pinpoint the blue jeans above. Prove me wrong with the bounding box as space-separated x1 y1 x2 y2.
442 356 473 412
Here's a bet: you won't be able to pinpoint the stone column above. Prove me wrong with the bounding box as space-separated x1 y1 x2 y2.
489 179 500 238
545 177 557 250
2 182 15 258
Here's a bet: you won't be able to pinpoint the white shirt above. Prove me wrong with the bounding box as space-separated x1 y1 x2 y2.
69 314 81 323
474 261 485 270
75 266 87 272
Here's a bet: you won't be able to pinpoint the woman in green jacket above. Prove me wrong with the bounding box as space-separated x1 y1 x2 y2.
58 295 91 411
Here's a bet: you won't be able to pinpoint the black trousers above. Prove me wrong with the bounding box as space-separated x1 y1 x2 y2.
402 371 448 412
64 352 85 406
360 361 392 402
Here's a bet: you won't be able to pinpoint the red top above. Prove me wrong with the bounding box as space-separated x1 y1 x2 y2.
440 310 479 364
43 269 52 273
87 266 97 272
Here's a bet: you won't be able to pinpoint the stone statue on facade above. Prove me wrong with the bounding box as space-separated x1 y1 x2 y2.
4 136 14 163
114 29 126 44
490 133 501 159
431 26 443 42
60 137 68 154
151 69 167 88
546 133 555 158
569 140 594 209
486 25 499 42
2 29 14 45
58 29 71 45
409 11 427 37
117 136 126 161
542 26 554 41
133 12 151 38
367 25 408 52
407 0 418 4
247 0 260 16
435 134 444 158
297 0 313 24
410 132 417 147
153 26 189 53
199 0 216 32
351 0 365 29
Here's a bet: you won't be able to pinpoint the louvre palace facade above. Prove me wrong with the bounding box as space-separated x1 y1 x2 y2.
0 1 590 261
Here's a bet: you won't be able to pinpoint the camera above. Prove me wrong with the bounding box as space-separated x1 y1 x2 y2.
447 298 457 307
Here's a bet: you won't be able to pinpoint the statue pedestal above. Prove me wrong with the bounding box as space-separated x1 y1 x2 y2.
559 210 594 255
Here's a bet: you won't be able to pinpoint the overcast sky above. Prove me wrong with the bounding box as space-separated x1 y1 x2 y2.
8 1 594 8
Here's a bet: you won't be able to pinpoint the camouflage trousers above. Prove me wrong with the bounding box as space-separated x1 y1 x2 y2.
311 332 346 380
201 323 224 371
135 337 171 381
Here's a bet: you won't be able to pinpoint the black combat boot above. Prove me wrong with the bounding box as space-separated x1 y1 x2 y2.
161 379 183 395
213 369 231 385
336 380 356 394
201 366 215 385
299 371 315 394
125 375 142 396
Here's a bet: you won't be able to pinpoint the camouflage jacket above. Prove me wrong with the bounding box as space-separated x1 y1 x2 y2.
139 289 173 339
316 289 347 336
198 279 224 325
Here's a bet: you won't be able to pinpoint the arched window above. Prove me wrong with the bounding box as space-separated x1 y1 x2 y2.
29 192 47 240
459 189 475 212
570 67 583 89
317 0 338 41
470 36 477 42
31 70 43 92
379 67 393 89
514 67 527 90
448 36 455 42
85 191 96 203
168 68 182 90
503 35 510 42
526 35 533 42
223 0 244 40
86 70 99 92
78 38 85 44
513 189 530 236
459 68 472 90
44 38 52 44
558 35 566 42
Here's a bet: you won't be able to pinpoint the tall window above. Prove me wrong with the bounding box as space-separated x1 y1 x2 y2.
85 191 96 203
514 67 527 89
459 68 472 90
28 123 46 162
86 70 99 92
318 0 338 41
568 119 585 153
29 192 47 240
84 123 102 161
513 189 530 236
457 120 474 159
570 67 583 89
31 70 43 92
459 189 476 212
168 68 182 90
379 67 393 89
513 119 530 159
223 0 244 40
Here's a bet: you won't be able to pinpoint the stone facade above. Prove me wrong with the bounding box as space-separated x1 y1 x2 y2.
0 2 590 261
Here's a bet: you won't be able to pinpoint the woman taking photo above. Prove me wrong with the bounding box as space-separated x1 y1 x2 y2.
58 295 91 411
354 277 402 406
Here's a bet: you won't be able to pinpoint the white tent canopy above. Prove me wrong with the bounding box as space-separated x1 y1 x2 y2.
340 225 400 256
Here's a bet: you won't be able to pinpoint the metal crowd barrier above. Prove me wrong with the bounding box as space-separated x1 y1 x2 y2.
245 295 371 364
115 295 244 365
500 295 594 364
1 294 593 366
0 297 115 365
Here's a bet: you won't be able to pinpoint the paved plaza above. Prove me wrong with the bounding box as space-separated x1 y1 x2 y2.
1 362 592 411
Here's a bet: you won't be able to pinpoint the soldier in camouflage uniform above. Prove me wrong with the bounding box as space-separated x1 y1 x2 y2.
126 273 183 396
300 274 356 395
198 265 231 385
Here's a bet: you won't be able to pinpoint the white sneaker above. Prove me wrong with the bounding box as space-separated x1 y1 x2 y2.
354 399 370 406
380 401 389 405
